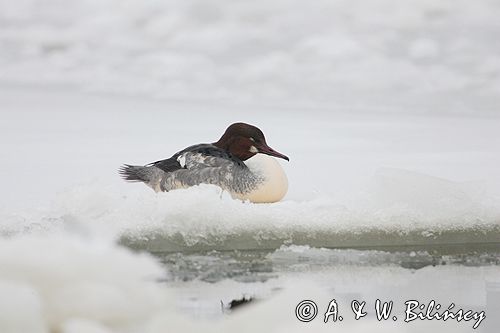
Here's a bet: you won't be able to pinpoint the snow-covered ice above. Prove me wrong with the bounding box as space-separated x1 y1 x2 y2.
1 0 499 111
0 235 177 333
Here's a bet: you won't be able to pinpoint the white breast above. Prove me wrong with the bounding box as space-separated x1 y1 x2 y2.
237 154 288 203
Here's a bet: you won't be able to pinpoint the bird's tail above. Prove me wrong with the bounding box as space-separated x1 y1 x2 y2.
119 164 164 191
119 164 151 182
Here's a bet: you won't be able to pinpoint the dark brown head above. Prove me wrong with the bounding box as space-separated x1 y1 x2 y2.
213 122 289 162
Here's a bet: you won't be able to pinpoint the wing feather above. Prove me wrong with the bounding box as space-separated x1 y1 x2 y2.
148 144 244 173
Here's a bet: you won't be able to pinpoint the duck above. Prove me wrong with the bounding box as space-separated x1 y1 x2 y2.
119 122 289 203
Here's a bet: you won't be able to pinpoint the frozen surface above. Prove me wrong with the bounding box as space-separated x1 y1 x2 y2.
0 82 499 333
0 235 178 333
0 0 499 112
170 255 500 331
1 0 500 332
1 236 499 333
1 88 500 252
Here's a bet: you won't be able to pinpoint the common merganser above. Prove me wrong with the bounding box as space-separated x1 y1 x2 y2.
119 122 289 203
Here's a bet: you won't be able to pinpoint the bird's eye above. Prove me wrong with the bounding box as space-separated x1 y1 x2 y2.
249 137 255 142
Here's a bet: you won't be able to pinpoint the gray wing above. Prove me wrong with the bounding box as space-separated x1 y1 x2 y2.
160 150 258 194
149 144 244 173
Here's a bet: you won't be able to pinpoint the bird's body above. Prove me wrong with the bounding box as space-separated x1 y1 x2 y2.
120 123 289 203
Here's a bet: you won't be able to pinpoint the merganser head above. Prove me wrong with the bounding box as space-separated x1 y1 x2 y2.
214 122 289 162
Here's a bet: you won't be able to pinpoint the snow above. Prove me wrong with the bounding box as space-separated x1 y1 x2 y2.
1 0 500 332
167 263 500 332
1 88 499 250
0 234 178 333
1 85 498 333
0 0 499 111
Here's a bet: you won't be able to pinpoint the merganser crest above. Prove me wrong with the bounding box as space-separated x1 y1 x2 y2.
119 123 289 203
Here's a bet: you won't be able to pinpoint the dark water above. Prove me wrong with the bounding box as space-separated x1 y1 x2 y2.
154 243 500 283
